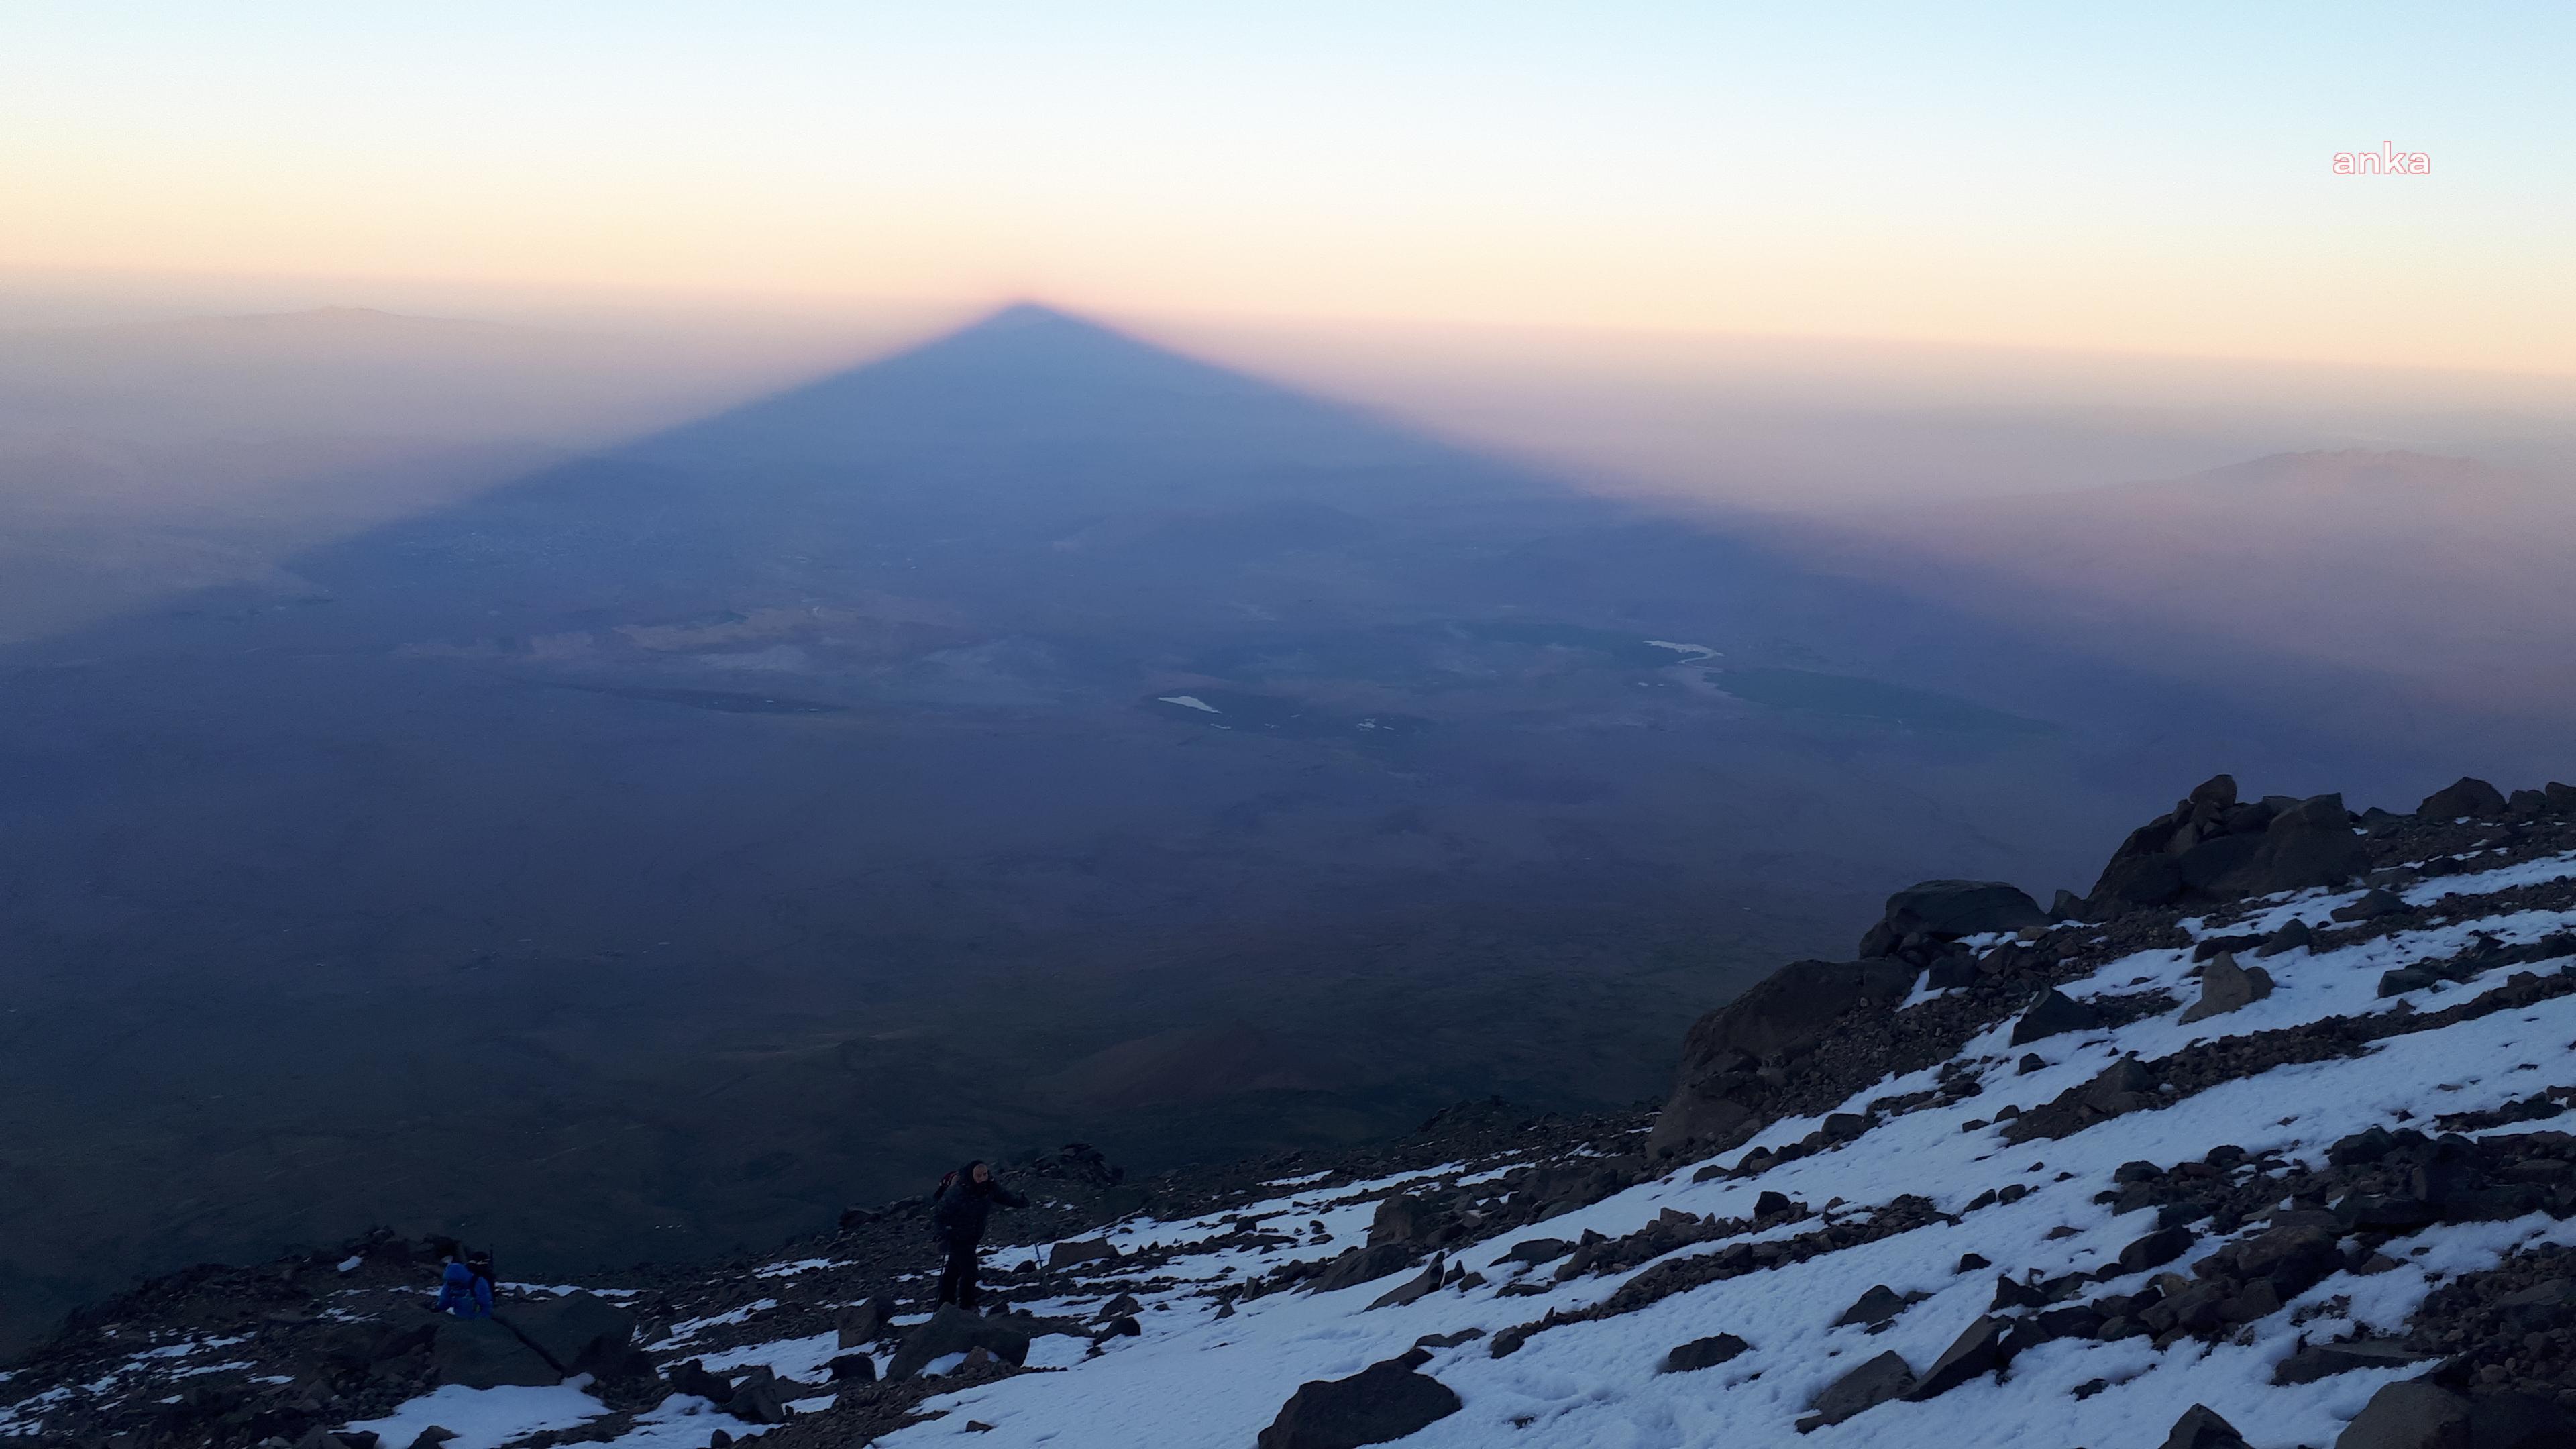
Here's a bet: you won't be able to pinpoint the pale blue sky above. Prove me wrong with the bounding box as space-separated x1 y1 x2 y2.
5 3 2569 368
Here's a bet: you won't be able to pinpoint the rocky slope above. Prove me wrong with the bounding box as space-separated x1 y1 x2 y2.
7 774 2576 1449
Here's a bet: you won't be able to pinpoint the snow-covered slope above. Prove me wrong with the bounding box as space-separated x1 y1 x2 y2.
10 776 2576 1449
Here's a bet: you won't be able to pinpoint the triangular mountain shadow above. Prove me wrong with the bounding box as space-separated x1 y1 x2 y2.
167 302 1612 638
9 301 2411 767
635 301 1502 478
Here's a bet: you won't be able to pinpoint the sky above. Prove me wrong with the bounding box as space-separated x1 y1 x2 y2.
3 3 2573 372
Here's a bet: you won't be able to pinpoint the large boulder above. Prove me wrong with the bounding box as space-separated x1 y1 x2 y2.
2010 989 2103 1045
2180 952 2275 1025
1648 958 1913 1158
1513 1160 1631 1219
1660 1333 1749 1374
2090 780 2365 911
2241 794 2369 894
724 1366 790 1426
1832 1284 1913 1329
2117 1225 2196 1274
422 1313 558 1389
497 1291 636 1377
1497 1237 1572 1267
835 1296 893 1348
1881 881 2049 941
667 1358 735 1405
2323 1381 2574 1448
2335 1381 2471 1448
2162 1405 2252 1449
2419 777 2508 820
1367 1195 1436 1247
1903 1316 2006 1400
1365 1256 1444 1311
1307 1242 1417 1293
885 1305 1032 1380
1802 1350 1913 1429
1254 1349 1461 1449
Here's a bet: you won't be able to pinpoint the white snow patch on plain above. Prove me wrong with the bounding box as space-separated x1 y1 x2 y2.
1644 640 1720 661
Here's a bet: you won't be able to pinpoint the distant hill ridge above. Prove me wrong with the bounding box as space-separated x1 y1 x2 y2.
1786 445 2576 732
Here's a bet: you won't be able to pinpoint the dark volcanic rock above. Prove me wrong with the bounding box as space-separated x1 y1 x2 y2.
726 1367 789 1425
2180 952 2275 1024
2256 918 2315 957
1649 957 1912 1157
1255 1348 1461 1449
2334 1380 2471 1448
1833 1284 1914 1329
669 1358 734 1404
498 1291 635 1377
1802 1350 1913 1429
1366 1256 1444 1311
2334 888 2410 923
2011 989 2104 1045
424 1313 558 1389
2090 782 2367 910
1047 1238 1121 1270
1881 880 2049 941
1660 1332 1750 1373
1902 1315 2006 1399
1368 1195 1438 1247
2271 1338 2434 1385
2420 777 2509 820
2118 1225 2196 1275
2161 1403 2251 1449
1307 1242 1417 1294
885 1305 1031 1380
836 1295 893 1348
2241 795 2369 896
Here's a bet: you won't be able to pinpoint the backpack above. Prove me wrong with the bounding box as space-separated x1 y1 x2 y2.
927 1171 957 1239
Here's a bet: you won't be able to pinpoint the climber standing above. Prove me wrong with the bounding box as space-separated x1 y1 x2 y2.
930 1160 1025 1310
